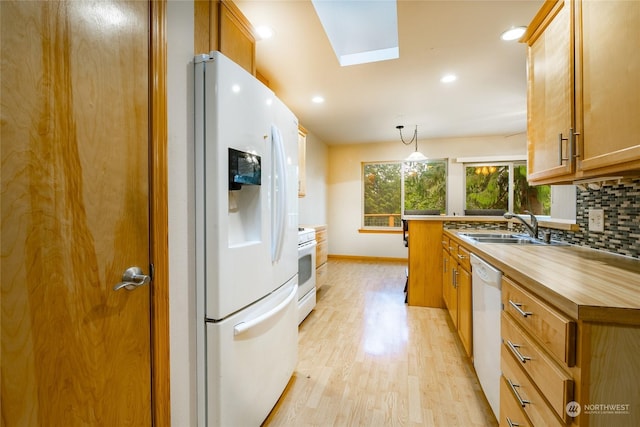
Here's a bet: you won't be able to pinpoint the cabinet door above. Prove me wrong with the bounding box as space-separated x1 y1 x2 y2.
442 248 451 309
525 0 576 183
407 221 444 308
448 254 459 328
457 266 472 357
577 0 640 173
219 0 255 74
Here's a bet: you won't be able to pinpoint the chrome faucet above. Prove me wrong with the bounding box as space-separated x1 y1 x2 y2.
504 211 539 239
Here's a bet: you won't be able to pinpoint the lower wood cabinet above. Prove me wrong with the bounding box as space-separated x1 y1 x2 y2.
313 225 328 268
500 276 640 426
441 237 472 357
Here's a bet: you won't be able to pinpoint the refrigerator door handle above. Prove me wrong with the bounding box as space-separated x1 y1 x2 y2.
271 125 287 263
233 284 297 336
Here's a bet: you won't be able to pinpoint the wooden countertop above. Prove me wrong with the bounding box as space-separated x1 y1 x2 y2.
445 229 640 325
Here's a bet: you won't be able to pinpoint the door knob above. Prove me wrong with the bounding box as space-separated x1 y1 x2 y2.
113 266 151 291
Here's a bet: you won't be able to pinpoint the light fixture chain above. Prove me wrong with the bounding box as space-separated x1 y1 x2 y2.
397 125 418 146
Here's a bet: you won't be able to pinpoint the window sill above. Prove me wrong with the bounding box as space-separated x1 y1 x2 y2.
358 228 402 234
538 218 580 231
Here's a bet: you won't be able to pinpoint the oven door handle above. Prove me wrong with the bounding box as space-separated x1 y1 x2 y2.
233 284 297 336
298 240 317 252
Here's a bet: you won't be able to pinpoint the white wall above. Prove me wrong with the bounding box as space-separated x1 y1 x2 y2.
167 1 196 425
328 134 527 258
298 129 329 226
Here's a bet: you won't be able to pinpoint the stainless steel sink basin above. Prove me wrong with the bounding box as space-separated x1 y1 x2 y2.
458 232 568 246
458 232 528 239
470 237 542 244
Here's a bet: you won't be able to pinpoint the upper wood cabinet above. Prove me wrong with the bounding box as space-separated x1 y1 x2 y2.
524 0 575 183
194 0 256 75
577 0 640 174
523 0 640 185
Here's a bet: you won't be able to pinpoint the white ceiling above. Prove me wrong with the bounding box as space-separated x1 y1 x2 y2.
235 0 543 145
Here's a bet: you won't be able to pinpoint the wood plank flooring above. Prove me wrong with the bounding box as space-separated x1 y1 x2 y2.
263 258 498 426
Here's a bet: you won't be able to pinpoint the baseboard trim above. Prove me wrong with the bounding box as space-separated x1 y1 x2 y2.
328 254 408 263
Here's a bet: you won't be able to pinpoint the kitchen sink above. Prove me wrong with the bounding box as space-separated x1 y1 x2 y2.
458 232 568 246
470 237 543 244
458 232 528 239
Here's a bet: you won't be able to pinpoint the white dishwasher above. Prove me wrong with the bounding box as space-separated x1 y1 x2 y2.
470 253 502 420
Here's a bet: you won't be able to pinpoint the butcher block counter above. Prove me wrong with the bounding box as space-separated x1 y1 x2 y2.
445 229 640 325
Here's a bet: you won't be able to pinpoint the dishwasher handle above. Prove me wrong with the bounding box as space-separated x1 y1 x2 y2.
470 254 502 287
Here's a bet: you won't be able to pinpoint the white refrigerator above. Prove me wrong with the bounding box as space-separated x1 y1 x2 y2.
194 51 299 427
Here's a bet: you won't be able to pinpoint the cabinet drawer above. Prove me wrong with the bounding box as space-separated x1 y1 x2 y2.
501 345 564 427
502 277 576 366
502 312 574 422
500 375 532 427
456 245 471 271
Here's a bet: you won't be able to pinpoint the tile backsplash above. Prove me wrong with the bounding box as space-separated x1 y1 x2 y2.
554 178 640 259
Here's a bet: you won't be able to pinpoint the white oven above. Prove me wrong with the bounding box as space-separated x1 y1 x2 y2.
297 228 317 324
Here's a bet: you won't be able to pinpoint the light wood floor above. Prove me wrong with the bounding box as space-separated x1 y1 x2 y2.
263 258 498 426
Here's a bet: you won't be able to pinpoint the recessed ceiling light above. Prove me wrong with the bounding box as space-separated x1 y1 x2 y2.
312 96 325 104
501 26 527 41
441 74 457 83
255 25 274 40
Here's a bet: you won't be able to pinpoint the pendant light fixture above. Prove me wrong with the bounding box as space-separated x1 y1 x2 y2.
397 125 427 161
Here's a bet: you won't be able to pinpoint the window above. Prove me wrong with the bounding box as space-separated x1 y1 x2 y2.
363 162 401 227
465 162 550 215
363 159 447 228
403 160 447 213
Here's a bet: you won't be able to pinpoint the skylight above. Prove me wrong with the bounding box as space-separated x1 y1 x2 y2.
311 0 399 67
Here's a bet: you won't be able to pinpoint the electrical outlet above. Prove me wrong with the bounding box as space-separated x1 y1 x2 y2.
588 208 605 232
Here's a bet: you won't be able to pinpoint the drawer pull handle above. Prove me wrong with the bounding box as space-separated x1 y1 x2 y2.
457 253 467 260
506 417 521 427
509 300 532 318
507 378 530 408
507 340 531 363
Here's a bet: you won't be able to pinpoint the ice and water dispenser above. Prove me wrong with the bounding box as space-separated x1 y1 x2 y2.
227 148 263 247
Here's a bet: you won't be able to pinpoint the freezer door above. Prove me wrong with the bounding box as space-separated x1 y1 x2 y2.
206 278 298 426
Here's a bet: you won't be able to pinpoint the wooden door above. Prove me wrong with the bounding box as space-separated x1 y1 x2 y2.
524 0 576 184
1 1 153 425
